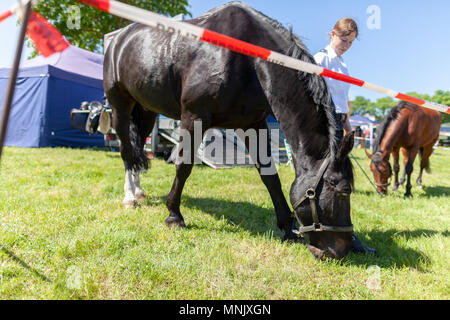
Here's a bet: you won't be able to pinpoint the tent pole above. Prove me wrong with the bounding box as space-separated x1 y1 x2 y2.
0 1 32 165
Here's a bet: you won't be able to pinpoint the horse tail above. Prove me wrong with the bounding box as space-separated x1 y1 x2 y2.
129 105 149 174
419 147 432 174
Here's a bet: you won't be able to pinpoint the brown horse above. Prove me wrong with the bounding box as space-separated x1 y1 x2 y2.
366 102 442 197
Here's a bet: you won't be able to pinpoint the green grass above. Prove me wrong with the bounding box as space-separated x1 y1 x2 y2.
0 146 449 299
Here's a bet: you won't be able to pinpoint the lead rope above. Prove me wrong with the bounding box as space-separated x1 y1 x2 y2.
349 153 382 195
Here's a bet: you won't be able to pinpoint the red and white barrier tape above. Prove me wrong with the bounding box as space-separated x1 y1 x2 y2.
0 0 39 23
3 0 449 114
0 8 13 23
77 0 450 114
1 0 69 57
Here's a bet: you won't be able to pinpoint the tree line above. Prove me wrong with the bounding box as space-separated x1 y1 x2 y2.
351 91 450 124
29 0 191 56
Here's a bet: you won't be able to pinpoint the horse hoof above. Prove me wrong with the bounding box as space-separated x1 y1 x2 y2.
283 233 304 244
135 192 146 203
123 199 138 209
404 193 413 198
165 217 186 229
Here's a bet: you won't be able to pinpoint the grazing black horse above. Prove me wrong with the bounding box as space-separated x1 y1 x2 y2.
104 2 355 260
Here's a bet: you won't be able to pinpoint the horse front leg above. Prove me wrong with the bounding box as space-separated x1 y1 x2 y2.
404 147 419 198
238 122 295 241
392 148 401 191
165 162 193 228
399 148 408 187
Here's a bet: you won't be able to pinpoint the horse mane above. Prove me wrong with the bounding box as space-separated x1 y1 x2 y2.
373 102 409 153
196 1 336 158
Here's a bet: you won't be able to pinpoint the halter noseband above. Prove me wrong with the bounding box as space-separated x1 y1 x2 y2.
291 158 354 235
375 181 391 188
372 151 392 189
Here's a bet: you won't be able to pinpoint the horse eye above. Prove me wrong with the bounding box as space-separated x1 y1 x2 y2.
328 178 338 187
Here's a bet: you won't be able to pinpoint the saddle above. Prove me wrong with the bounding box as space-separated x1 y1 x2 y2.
85 101 111 135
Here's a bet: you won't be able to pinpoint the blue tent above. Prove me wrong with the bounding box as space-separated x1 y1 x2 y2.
350 115 378 126
0 46 105 148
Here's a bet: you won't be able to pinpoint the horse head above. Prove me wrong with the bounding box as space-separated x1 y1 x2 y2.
292 132 355 260
365 149 392 195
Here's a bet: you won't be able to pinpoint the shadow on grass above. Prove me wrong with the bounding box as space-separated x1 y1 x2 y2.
0 246 51 283
339 229 448 270
160 195 282 237
421 186 450 198
156 196 446 270
354 185 450 199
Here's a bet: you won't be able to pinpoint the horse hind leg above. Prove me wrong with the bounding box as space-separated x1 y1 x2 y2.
130 107 158 203
417 144 434 189
109 89 155 208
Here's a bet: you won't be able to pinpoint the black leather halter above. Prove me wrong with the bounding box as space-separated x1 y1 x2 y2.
291 158 354 235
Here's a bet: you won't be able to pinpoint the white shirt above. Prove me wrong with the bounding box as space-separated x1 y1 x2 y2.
314 45 350 114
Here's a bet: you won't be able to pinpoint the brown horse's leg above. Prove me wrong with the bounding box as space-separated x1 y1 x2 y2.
165 117 206 228
417 143 434 188
238 121 295 240
392 147 401 191
404 146 420 198
399 148 408 187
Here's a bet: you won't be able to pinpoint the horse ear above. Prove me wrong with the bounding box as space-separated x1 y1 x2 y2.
337 131 355 160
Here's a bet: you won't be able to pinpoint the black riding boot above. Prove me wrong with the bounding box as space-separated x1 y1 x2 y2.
351 233 378 254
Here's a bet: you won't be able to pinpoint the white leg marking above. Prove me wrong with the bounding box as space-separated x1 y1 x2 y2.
123 169 137 208
132 171 146 203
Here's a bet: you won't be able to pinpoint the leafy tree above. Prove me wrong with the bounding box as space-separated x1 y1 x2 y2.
408 91 450 124
29 0 191 56
405 91 431 101
352 91 450 124
373 97 396 119
351 96 375 116
432 90 450 124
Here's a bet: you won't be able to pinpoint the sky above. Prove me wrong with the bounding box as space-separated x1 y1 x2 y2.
1 0 449 102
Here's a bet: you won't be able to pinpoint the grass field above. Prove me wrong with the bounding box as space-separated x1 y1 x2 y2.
0 146 448 300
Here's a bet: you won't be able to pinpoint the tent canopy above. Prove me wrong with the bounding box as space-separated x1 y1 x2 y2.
350 115 379 127
0 46 105 148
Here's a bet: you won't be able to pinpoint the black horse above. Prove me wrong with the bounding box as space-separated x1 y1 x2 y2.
104 2 355 260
